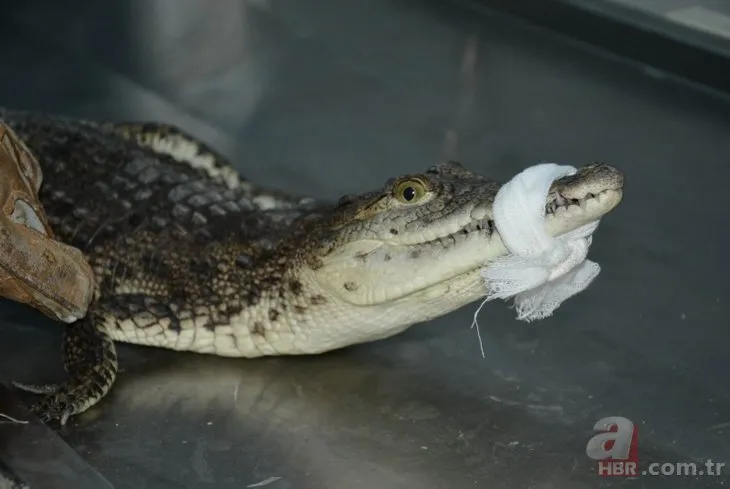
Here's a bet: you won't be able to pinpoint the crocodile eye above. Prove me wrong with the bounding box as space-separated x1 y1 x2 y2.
394 179 427 204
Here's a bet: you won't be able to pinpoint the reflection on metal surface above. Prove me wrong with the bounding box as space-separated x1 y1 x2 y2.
667 6 730 40
0 384 114 488
91 353 456 488
129 0 268 128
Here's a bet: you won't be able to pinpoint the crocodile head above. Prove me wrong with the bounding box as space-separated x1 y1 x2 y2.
294 161 623 345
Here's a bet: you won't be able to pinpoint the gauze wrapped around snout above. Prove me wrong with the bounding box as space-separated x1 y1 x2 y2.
480 163 602 321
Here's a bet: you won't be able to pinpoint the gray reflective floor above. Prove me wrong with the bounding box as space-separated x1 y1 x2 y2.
602 0 730 47
0 1 729 488
614 0 730 38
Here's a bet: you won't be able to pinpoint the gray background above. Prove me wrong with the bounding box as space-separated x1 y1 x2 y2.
0 0 728 488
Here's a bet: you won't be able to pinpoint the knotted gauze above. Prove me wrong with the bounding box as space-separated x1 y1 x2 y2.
478 163 602 322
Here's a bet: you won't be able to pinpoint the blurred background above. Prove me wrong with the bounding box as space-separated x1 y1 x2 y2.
0 0 728 488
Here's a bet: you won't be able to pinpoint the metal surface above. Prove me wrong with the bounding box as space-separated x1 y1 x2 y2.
0 0 728 488
613 0 730 23
476 0 730 96
0 385 113 488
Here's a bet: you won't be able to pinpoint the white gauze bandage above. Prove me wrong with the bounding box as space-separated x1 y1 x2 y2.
479 163 602 322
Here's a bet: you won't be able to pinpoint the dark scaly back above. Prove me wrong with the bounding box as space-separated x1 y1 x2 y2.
1 108 333 424
0 109 320 314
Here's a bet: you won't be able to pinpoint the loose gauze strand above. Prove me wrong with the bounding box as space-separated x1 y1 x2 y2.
472 163 603 356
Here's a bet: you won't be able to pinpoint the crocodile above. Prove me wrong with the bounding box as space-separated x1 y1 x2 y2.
1 108 624 425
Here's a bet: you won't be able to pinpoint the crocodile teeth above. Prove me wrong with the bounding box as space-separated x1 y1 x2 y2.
460 218 494 235
545 189 608 216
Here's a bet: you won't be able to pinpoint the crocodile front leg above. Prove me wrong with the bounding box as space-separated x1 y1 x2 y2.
14 313 118 425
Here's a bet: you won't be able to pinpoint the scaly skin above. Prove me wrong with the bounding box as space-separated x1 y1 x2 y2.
1 108 624 425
